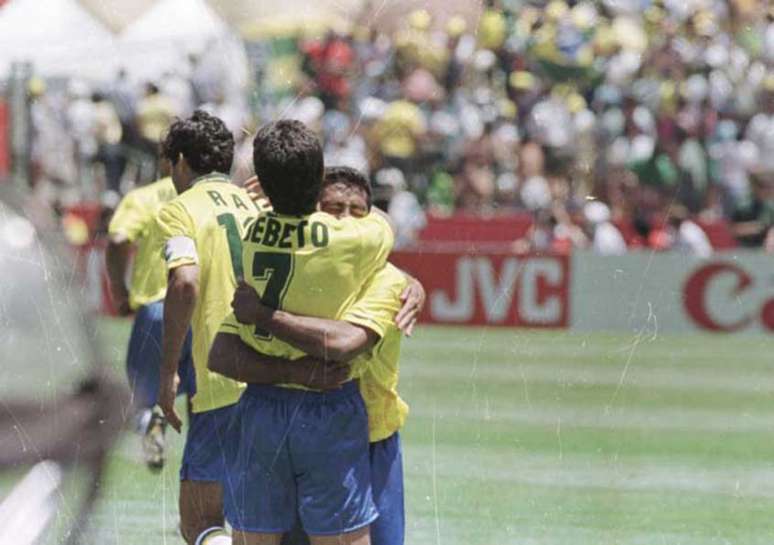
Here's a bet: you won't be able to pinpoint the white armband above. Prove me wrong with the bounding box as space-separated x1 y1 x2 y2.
165 236 198 264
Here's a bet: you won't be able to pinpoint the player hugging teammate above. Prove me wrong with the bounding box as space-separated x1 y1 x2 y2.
107 111 424 545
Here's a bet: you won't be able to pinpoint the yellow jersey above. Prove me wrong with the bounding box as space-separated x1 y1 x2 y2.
155 173 258 413
219 209 394 384
107 177 176 310
344 264 409 443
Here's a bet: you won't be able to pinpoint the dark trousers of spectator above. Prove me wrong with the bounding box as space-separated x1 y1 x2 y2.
136 137 161 184
96 143 127 193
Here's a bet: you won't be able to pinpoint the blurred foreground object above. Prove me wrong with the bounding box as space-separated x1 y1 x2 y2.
0 189 129 545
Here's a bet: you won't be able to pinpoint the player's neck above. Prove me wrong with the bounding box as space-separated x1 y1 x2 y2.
191 172 228 186
271 207 315 218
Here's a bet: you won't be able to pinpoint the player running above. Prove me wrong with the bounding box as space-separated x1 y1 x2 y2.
105 157 193 471
210 166 422 545
208 120 394 545
152 110 261 545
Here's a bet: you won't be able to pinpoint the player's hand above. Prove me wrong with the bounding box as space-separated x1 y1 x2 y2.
395 276 426 336
115 298 132 317
110 285 132 316
232 280 272 325
287 357 350 390
158 373 182 433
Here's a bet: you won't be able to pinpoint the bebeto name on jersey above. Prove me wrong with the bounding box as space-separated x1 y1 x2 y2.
246 214 330 249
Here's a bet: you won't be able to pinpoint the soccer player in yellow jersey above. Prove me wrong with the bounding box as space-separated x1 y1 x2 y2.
209 166 422 545
105 158 193 471
207 122 394 545
151 111 263 545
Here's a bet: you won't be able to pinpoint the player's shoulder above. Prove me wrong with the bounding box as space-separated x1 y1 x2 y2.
190 177 256 213
156 190 192 229
151 177 177 202
126 177 175 204
379 262 407 283
165 176 224 214
371 263 409 293
308 210 390 232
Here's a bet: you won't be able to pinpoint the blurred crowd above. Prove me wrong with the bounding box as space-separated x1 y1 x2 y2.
22 0 774 253
27 52 248 214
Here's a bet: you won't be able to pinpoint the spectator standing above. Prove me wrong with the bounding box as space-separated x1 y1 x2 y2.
731 172 774 247
376 168 426 249
374 99 427 181
745 76 774 174
667 206 712 258
136 83 176 181
583 201 627 255
92 92 125 193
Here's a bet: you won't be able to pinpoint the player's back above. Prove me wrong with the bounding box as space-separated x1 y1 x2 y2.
108 177 177 309
228 210 393 360
156 173 258 412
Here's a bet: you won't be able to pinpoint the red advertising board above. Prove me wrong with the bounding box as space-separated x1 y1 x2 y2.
70 237 772 336
391 250 570 328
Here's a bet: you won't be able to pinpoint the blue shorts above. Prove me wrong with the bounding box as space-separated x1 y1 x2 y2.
281 432 405 545
224 381 376 535
180 404 236 482
126 300 193 410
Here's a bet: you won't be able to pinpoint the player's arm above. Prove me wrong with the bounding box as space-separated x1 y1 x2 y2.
155 202 198 432
105 234 132 316
231 281 380 362
160 263 197 432
105 193 145 315
208 332 349 390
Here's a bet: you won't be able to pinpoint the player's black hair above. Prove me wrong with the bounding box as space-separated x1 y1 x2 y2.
162 110 234 176
252 119 323 215
322 166 372 209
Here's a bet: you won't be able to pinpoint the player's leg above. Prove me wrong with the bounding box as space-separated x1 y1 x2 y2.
308 527 370 545
293 382 376 543
280 521 310 545
126 299 194 470
125 300 166 469
194 526 232 545
180 480 224 544
232 531 283 545
125 302 163 417
179 404 236 544
368 433 405 545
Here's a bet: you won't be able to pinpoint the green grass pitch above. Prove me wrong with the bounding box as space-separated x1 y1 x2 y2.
75 322 774 543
